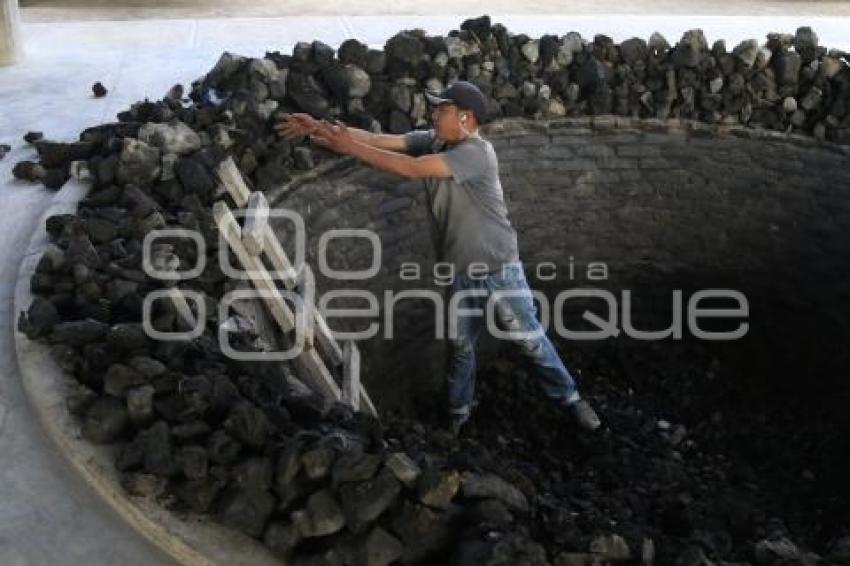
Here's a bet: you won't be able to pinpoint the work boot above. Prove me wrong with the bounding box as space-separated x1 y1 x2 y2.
568 399 601 431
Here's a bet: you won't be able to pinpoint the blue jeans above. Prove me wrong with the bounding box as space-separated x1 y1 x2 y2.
445 260 580 422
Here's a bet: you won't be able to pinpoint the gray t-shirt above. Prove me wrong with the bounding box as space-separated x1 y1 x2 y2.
403 128 519 275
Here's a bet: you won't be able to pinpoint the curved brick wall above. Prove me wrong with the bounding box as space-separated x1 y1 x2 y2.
268 116 850 411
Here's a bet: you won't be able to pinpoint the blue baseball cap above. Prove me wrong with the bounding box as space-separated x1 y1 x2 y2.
424 80 489 123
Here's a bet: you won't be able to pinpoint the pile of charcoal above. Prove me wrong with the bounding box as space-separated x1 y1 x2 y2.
11 15 850 194
13 14 850 565
411 342 850 565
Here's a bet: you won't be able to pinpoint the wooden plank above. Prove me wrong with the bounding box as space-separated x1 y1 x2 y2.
293 265 317 361
226 280 282 352
341 340 377 417
261 229 298 287
293 348 341 400
215 156 252 206
151 252 200 334
314 309 344 367
214 159 372 414
242 192 269 256
341 340 361 411
212 201 298 337
215 159 343 368
165 287 198 333
213 201 341 400
358 384 377 418
268 237 343 367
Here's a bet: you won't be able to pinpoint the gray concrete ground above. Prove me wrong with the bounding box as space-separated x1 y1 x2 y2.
0 160 175 565
17 0 850 22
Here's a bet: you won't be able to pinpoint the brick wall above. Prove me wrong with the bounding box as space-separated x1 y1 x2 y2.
267 116 850 410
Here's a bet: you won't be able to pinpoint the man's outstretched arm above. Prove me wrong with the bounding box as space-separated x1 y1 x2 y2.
274 112 408 153
346 140 453 179
310 120 453 179
350 130 409 153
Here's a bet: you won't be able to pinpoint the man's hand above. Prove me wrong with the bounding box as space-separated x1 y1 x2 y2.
309 119 355 155
273 112 320 140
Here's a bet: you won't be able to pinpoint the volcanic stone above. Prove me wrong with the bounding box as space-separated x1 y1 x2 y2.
292 489 346 538
301 446 335 480
590 534 631 562
391 501 457 563
82 397 130 444
339 468 401 533
485 532 550 566
385 451 421 487
129 356 167 379
800 87 823 111
674 29 708 68
18 296 59 339
216 486 276 537
465 499 514 527
384 32 424 77
174 445 208 480
138 420 175 475
363 526 404 566
207 430 242 466
171 420 212 442
365 49 386 75
224 402 271 450
106 322 148 351
619 38 648 65
48 319 108 347
263 521 302 560
287 72 330 117
732 39 760 68
174 157 215 200
460 471 530 513
175 475 226 513
521 39 540 64
232 457 274 491
66 387 97 417
126 385 156 425
35 140 95 167
292 146 314 170
417 468 461 510
794 26 819 62
12 161 46 182
84 217 119 244
138 121 201 155
23 131 43 144
117 138 161 187
121 473 167 498
332 451 381 486
312 40 335 66
754 537 800 564
338 39 369 67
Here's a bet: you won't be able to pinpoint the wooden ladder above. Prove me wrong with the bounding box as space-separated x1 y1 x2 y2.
212 157 377 417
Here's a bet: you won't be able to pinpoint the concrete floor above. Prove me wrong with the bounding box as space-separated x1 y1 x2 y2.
2 9 850 566
17 0 850 21
0 150 176 564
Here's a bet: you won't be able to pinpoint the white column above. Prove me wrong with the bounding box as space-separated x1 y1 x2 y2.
0 0 22 66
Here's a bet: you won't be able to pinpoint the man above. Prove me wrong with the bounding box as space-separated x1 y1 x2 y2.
274 80 601 434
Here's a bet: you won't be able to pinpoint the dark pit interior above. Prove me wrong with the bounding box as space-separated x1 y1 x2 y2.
270 116 850 550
